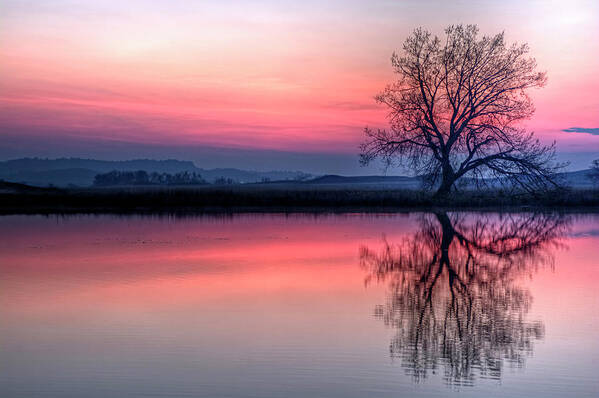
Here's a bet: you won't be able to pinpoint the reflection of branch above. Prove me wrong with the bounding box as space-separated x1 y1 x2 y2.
360 212 569 386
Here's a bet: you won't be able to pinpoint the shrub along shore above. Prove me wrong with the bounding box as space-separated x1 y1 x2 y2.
1 181 598 214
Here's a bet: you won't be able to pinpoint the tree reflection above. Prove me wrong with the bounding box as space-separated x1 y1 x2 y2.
360 212 570 386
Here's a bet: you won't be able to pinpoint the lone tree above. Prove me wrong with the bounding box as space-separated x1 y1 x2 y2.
360 25 560 196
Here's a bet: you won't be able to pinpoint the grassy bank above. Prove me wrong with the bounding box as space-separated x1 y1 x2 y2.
1 181 598 214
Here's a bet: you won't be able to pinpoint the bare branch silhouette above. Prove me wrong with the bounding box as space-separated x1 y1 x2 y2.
360 25 563 197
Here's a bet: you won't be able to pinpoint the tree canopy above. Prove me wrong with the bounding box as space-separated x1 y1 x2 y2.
361 25 560 196
93 170 206 186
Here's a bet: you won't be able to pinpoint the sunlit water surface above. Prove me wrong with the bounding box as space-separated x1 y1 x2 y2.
1 213 598 397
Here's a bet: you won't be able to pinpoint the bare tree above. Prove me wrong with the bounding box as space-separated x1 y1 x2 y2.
360 25 561 197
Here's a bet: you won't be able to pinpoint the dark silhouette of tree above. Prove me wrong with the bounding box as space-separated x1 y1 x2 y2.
213 177 237 185
360 212 570 386
93 170 206 186
360 25 561 197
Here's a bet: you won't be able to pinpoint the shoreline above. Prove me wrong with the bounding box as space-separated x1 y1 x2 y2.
1 185 598 215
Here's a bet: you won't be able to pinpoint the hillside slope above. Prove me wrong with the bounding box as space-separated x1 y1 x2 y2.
0 158 309 186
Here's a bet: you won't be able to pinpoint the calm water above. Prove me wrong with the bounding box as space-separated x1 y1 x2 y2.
1 212 598 398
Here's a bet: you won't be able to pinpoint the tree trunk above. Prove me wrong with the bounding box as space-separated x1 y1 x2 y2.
434 165 456 198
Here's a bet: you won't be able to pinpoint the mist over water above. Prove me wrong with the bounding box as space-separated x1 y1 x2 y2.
1 213 598 397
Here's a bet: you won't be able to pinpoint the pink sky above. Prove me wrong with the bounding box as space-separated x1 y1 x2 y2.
1 0 598 167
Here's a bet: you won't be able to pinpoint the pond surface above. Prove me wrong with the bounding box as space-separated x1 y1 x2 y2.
1 213 598 397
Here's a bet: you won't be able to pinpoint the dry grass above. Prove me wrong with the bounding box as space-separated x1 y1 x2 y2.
1 182 598 214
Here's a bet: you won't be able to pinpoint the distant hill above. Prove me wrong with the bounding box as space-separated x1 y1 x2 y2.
0 158 311 187
0 180 62 194
555 169 597 188
306 174 423 189
305 170 597 190
461 168 598 189
0 158 198 174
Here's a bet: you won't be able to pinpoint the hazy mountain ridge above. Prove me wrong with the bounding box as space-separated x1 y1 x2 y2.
0 158 311 186
306 174 424 189
0 158 595 188
0 158 198 173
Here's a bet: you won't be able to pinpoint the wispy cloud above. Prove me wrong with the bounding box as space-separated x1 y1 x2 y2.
562 127 599 135
326 101 381 111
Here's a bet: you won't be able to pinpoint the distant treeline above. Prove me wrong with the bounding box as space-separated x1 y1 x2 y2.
93 170 209 186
